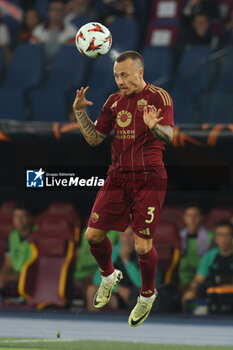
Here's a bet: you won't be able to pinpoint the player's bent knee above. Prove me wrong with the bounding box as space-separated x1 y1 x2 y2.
135 246 148 255
85 227 107 244
134 237 153 255
135 242 149 255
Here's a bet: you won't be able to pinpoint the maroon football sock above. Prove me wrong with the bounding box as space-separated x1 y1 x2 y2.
137 246 158 297
89 236 115 277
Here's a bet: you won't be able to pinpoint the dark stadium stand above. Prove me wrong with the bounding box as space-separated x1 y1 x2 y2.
0 0 231 124
0 215 13 271
159 206 185 230
47 45 89 92
109 17 139 52
71 15 96 29
142 46 172 87
172 46 214 95
153 220 181 284
151 0 183 21
40 201 81 227
169 89 197 123
204 207 232 230
18 215 75 308
0 201 16 218
0 43 45 120
36 202 81 242
28 45 89 121
0 201 15 263
215 48 233 92
86 52 115 121
0 88 24 120
30 88 67 122
35 0 48 20
146 21 179 47
0 47 3 81
4 43 45 91
199 91 233 123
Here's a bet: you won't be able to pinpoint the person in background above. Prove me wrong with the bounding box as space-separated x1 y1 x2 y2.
230 209 233 226
86 225 162 311
0 9 11 66
190 13 218 46
0 202 37 302
31 0 76 64
64 0 97 25
182 220 233 310
219 9 233 48
173 13 219 73
104 0 135 25
183 0 220 23
178 203 214 294
18 8 41 43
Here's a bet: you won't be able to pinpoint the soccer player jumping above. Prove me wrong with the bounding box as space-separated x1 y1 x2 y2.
73 51 174 326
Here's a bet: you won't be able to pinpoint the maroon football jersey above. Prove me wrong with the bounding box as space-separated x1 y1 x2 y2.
95 83 174 178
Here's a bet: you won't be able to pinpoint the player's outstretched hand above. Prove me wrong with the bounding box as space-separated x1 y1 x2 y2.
73 86 93 113
143 105 163 130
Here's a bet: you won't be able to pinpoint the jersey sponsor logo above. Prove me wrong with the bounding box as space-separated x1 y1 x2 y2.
91 212 99 223
116 110 132 128
116 129 135 140
139 228 150 236
148 84 171 106
137 98 147 111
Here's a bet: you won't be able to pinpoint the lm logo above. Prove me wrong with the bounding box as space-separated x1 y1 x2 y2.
26 168 45 188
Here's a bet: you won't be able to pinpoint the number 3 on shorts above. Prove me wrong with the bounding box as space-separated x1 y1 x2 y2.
145 207 155 223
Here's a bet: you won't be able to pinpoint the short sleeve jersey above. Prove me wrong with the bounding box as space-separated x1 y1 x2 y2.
95 83 174 177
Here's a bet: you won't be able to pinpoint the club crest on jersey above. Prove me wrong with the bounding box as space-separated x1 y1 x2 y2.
91 212 99 223
116 110 132 127
137 98 147 111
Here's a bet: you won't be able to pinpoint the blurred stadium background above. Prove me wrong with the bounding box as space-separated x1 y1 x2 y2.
0 0 233 348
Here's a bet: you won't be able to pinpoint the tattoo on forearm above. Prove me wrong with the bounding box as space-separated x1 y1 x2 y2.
151 124 172 143
75 110 106 146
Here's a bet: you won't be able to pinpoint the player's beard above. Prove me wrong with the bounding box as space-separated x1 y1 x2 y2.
121 84 139 97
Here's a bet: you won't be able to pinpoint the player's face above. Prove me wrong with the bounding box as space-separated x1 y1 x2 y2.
113 58 144 96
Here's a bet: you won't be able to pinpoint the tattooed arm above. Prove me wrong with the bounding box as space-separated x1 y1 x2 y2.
151 124 173 144
75 109 107 146
143 105 174 144
73 86 107 146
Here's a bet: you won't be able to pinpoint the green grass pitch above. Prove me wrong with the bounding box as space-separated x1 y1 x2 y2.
0 339 233 350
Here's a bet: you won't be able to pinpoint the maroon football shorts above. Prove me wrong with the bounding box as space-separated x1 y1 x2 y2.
88 171 167 239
